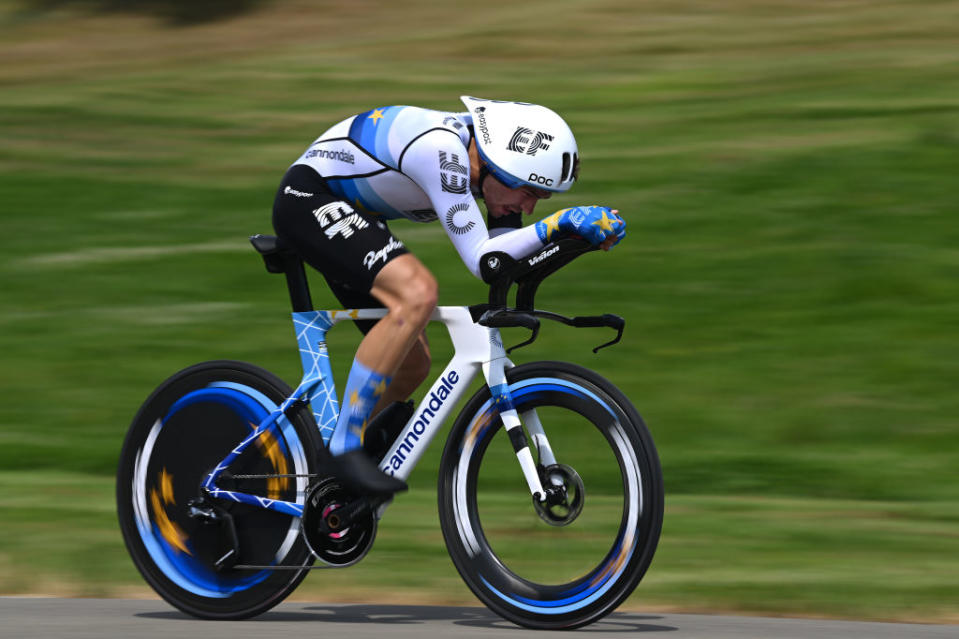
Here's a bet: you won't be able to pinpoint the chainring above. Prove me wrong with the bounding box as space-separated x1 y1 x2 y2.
301 478 377 567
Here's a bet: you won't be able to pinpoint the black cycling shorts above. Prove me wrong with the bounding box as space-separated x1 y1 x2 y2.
272 165 409 330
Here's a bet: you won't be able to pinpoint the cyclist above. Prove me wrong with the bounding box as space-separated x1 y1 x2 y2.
272 96 626 496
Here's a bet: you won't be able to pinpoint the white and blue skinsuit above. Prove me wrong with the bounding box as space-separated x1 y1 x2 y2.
291 105 546 278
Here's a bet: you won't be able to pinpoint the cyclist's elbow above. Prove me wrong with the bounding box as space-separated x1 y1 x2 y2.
464 254 485 280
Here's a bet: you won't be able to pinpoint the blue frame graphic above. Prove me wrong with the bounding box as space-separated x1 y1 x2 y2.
200 311 343 517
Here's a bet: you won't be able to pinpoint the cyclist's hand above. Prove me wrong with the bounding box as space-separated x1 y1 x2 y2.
535 206 626 249
598 209 626 251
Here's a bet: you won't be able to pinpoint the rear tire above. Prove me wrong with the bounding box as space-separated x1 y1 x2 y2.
438 361 663 629
117 361 321 619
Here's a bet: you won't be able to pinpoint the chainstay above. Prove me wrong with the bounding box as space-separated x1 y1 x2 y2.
232 563 340 570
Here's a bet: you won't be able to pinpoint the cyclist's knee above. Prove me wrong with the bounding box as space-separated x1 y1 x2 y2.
403 270 438 321
374 256 438 324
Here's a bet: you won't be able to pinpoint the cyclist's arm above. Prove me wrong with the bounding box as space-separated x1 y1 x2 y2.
488 211 522 238
400 132 543 278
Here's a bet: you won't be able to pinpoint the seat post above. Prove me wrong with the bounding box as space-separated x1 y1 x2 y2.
282 253 314 313
250 234 314 313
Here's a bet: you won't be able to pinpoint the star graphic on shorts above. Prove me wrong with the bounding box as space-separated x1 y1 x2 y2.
369 109 385 125
591 209 616 233
373 379 388 397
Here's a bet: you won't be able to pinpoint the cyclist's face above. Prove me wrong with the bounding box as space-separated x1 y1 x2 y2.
484 175 552 218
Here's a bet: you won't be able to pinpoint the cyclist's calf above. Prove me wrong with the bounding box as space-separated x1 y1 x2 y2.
379 335 431 410
358 255 438 382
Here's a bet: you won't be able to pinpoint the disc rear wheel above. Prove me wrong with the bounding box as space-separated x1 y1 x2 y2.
117 361 320 619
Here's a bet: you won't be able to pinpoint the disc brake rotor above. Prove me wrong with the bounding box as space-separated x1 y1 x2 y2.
533 463 585 526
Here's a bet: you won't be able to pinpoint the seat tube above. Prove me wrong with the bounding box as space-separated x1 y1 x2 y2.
291 311 340 445
483 358 547 502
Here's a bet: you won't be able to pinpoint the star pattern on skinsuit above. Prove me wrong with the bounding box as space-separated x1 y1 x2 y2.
592 209 616 233
369 109 385 125
350 390 360 406
373 378 388 397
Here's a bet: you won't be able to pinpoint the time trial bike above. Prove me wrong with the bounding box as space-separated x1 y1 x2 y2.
116 235 663 630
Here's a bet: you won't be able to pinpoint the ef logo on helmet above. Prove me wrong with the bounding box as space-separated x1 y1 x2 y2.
507 127 554 156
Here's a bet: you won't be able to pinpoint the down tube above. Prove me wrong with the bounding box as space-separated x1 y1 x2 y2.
378 358 480 481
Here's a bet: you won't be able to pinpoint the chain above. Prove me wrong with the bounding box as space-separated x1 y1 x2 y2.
229 473 322 479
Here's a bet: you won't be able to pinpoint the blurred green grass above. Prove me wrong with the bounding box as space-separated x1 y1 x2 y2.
1 0 957 621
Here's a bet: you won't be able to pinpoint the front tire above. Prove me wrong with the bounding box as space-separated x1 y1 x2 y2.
117 361 320 619
438 361 663 629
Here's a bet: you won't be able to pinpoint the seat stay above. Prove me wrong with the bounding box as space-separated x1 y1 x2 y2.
200 407 307 518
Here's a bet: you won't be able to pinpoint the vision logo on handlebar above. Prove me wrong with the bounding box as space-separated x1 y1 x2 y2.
527 245 559 266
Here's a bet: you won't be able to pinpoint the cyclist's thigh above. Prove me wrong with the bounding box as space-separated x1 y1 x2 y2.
368 253 437 310
326 279 384 335
272 164 409 332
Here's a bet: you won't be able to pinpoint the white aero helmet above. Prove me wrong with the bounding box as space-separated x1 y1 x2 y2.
461 95 579 193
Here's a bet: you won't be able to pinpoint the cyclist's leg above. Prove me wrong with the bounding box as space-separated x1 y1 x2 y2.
323 283 432 415
357 253 437 381
273 165 430 494
327 280 432 417
328 254 436 455
376 331 430 412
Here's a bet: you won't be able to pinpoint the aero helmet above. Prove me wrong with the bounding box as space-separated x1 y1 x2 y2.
461 96 579 193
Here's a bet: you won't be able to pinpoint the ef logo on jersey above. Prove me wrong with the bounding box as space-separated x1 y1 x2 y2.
438 151 468 194
312 201 369 239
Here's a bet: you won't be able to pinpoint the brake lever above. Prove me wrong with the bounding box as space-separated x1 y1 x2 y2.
588 315 625 352
506 324 540 354
567 313 625 353
477 309 541 353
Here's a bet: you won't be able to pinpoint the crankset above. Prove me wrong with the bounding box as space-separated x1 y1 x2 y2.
301 478 378 567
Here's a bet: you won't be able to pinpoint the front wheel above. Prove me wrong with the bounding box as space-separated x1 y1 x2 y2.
438 361 663 629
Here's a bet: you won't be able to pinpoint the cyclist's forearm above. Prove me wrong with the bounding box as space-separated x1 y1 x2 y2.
456 224 543 277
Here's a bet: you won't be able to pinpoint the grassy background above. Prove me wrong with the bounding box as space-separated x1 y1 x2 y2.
1 0 957 622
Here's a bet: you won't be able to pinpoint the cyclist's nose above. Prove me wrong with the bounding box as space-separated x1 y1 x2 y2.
522 194 539 215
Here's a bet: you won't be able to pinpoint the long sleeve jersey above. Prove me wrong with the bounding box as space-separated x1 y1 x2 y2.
291 105 544 278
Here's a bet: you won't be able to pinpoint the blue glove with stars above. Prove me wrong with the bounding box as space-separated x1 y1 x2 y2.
535 206 626 248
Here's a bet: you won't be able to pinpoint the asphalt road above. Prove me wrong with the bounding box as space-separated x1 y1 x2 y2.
1 598 955 638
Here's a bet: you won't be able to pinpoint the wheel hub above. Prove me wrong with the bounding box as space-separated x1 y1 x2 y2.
533 463 585 526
